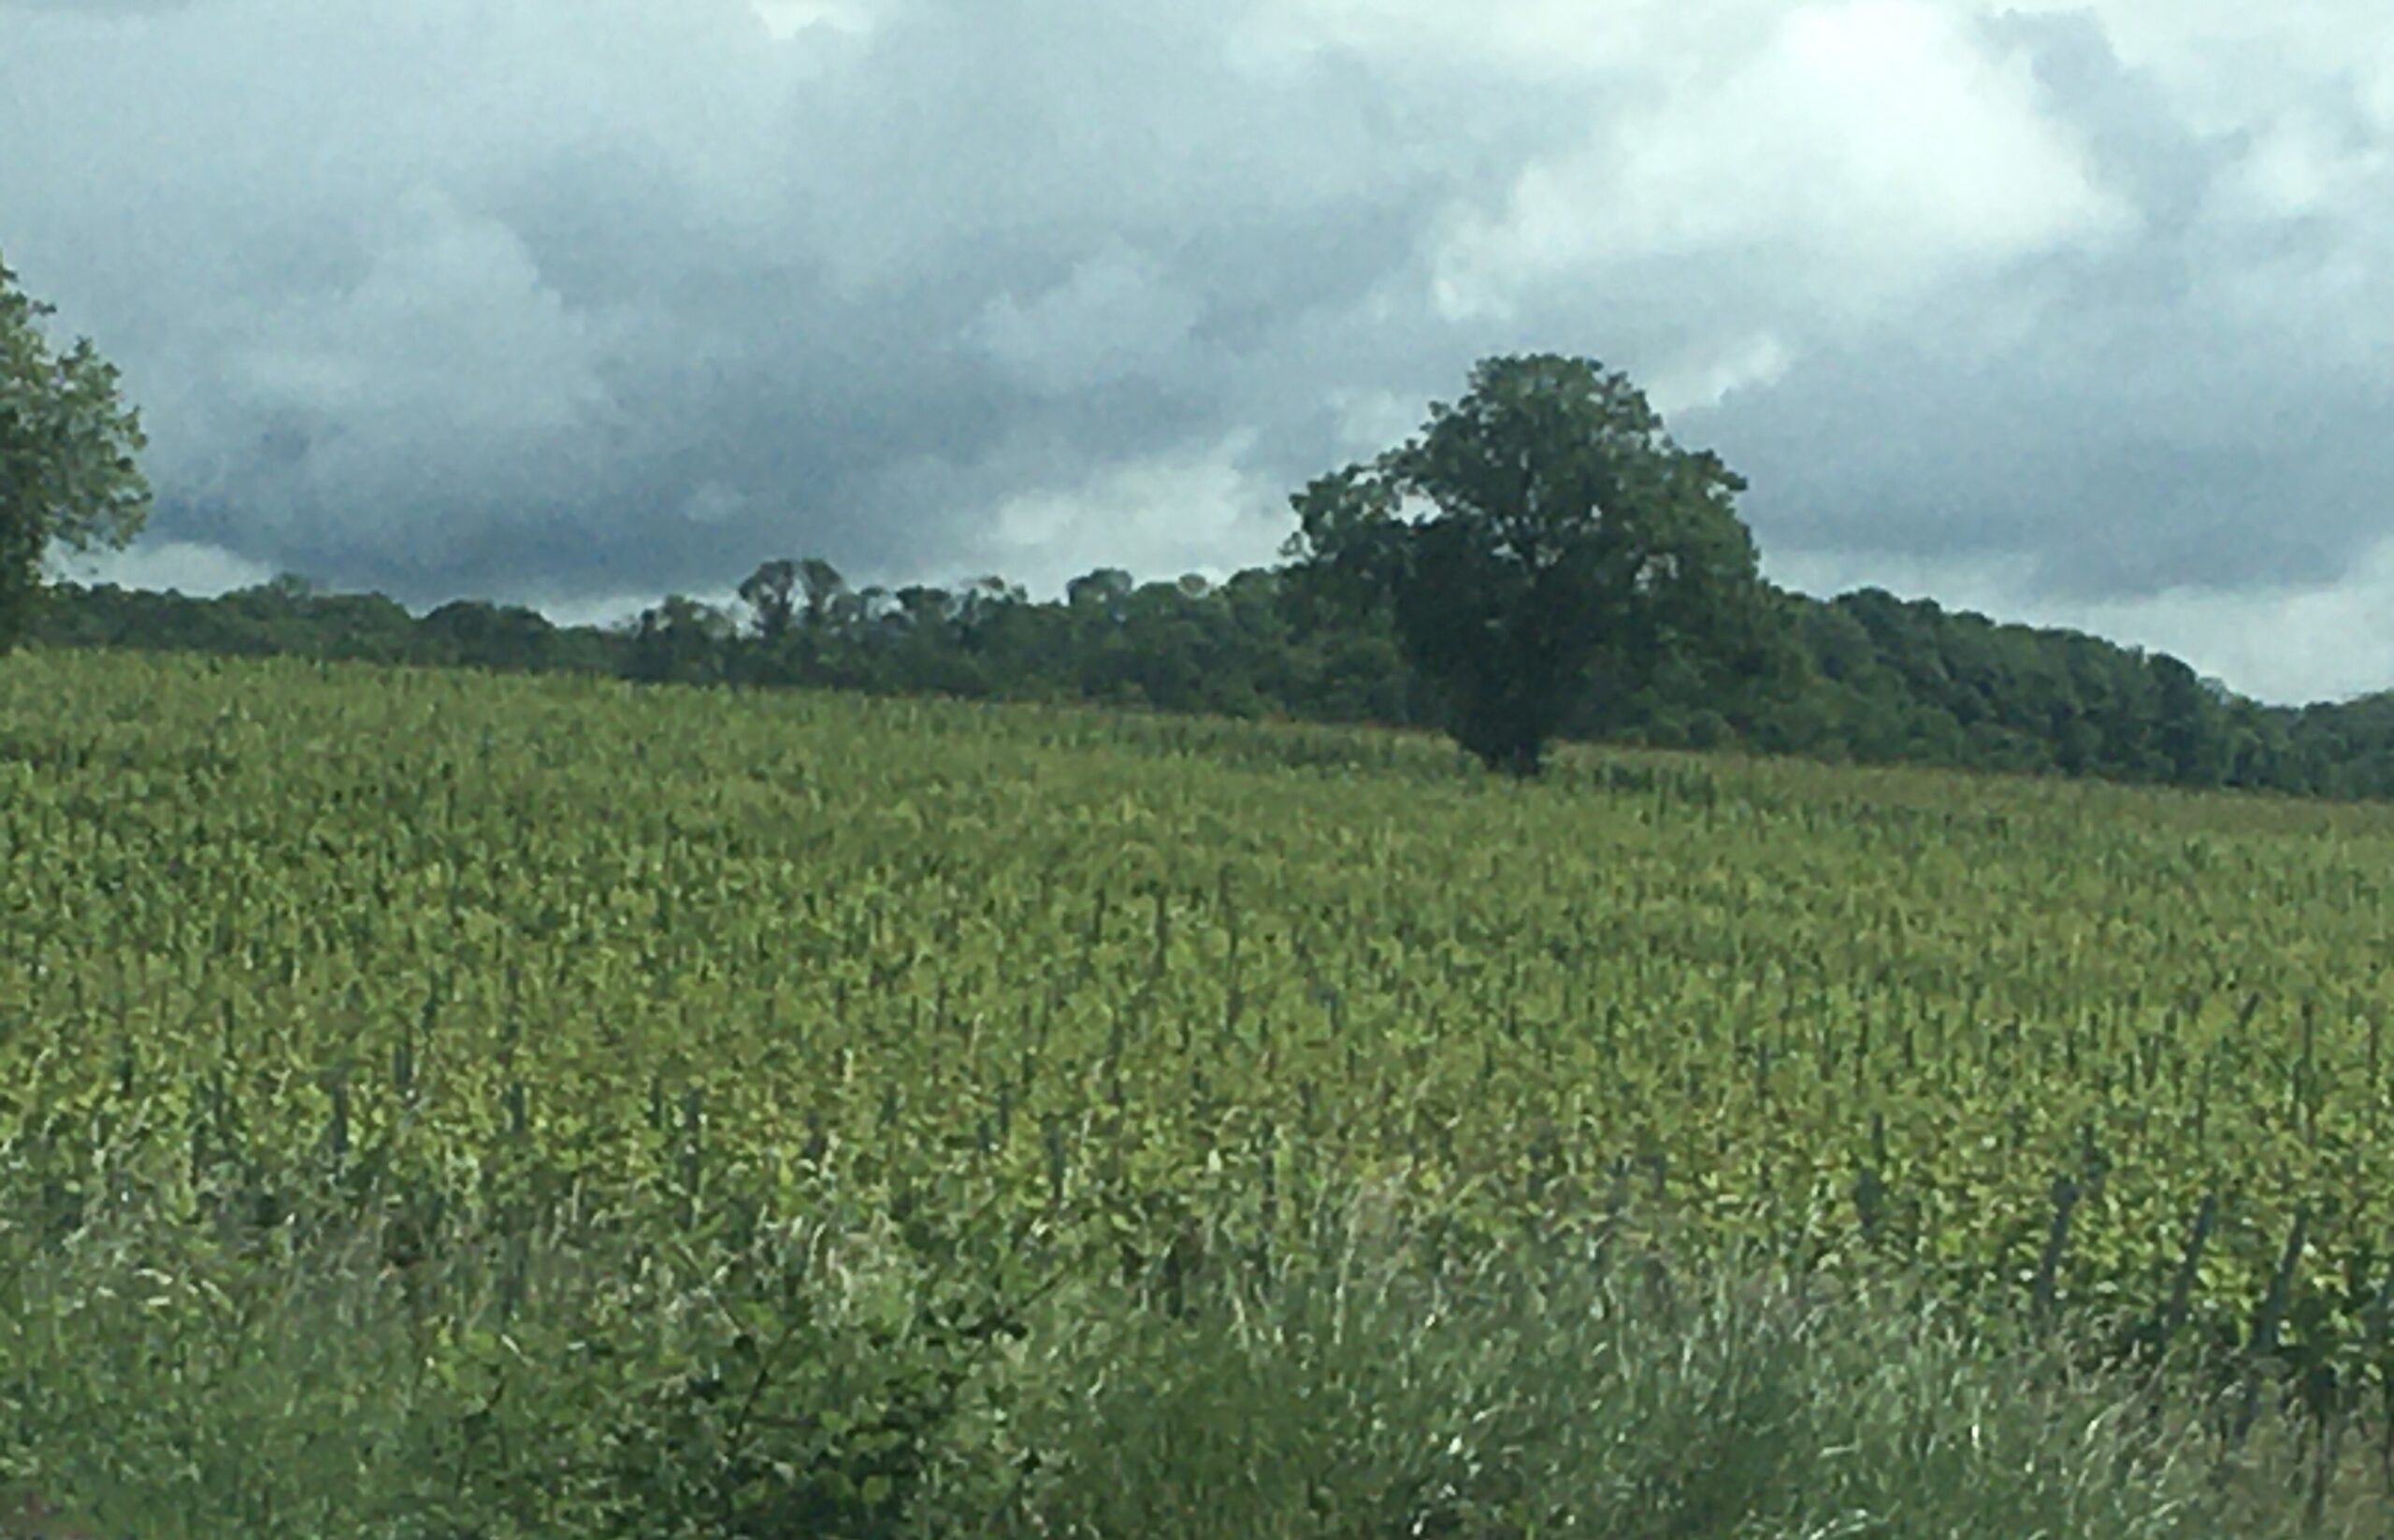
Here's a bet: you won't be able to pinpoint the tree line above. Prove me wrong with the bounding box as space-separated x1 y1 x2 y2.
31 556 2394 799
13 252 2394 799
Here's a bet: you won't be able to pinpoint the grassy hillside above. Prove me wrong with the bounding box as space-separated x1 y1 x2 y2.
5 646 2392 1536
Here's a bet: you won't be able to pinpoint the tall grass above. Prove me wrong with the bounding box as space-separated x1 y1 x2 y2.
0 1180 2368 1538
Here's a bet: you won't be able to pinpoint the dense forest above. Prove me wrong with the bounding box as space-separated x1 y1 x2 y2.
35 559 2394 799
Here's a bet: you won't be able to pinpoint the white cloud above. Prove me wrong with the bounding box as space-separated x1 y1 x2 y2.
2212 112 2387 223
1252 0 1755 84
1648 334 1795 418
51 539 279 598
961 432 1279 596
680 482 753 527
1997 1 2390 136
237 190 621 441
750 0 873 39
1432 0 2131 324
969 239 1203 396
1324 388 1423 455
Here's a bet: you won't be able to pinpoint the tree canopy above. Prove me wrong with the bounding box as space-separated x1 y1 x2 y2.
1283 353 1781 775
0 255 151 651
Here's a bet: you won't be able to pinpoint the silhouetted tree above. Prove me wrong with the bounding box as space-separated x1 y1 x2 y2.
798 558 848 631
737 558 800 643
1066 568 1135 622
421 598 562 672
627 594 737 685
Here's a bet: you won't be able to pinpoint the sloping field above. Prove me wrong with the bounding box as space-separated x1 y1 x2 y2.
6 646 2393 1533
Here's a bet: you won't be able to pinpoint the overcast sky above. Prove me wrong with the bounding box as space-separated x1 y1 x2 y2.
5 0 2391 702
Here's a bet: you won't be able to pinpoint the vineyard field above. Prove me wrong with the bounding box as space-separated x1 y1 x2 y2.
6 645 2394 1533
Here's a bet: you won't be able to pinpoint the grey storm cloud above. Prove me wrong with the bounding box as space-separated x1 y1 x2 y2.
1709 7 2394 601
6 0 2394 700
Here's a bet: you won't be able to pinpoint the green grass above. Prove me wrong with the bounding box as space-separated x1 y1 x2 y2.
1 1180 2356 1538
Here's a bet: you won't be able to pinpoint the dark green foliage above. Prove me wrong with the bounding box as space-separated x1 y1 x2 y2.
0 254 151 651
1283 354 1779 776
627 593 739 686
736 556 800 644
35 560 2394 802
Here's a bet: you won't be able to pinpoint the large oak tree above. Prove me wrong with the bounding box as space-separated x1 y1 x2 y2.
1 254 151 653
1284 353 1780 776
